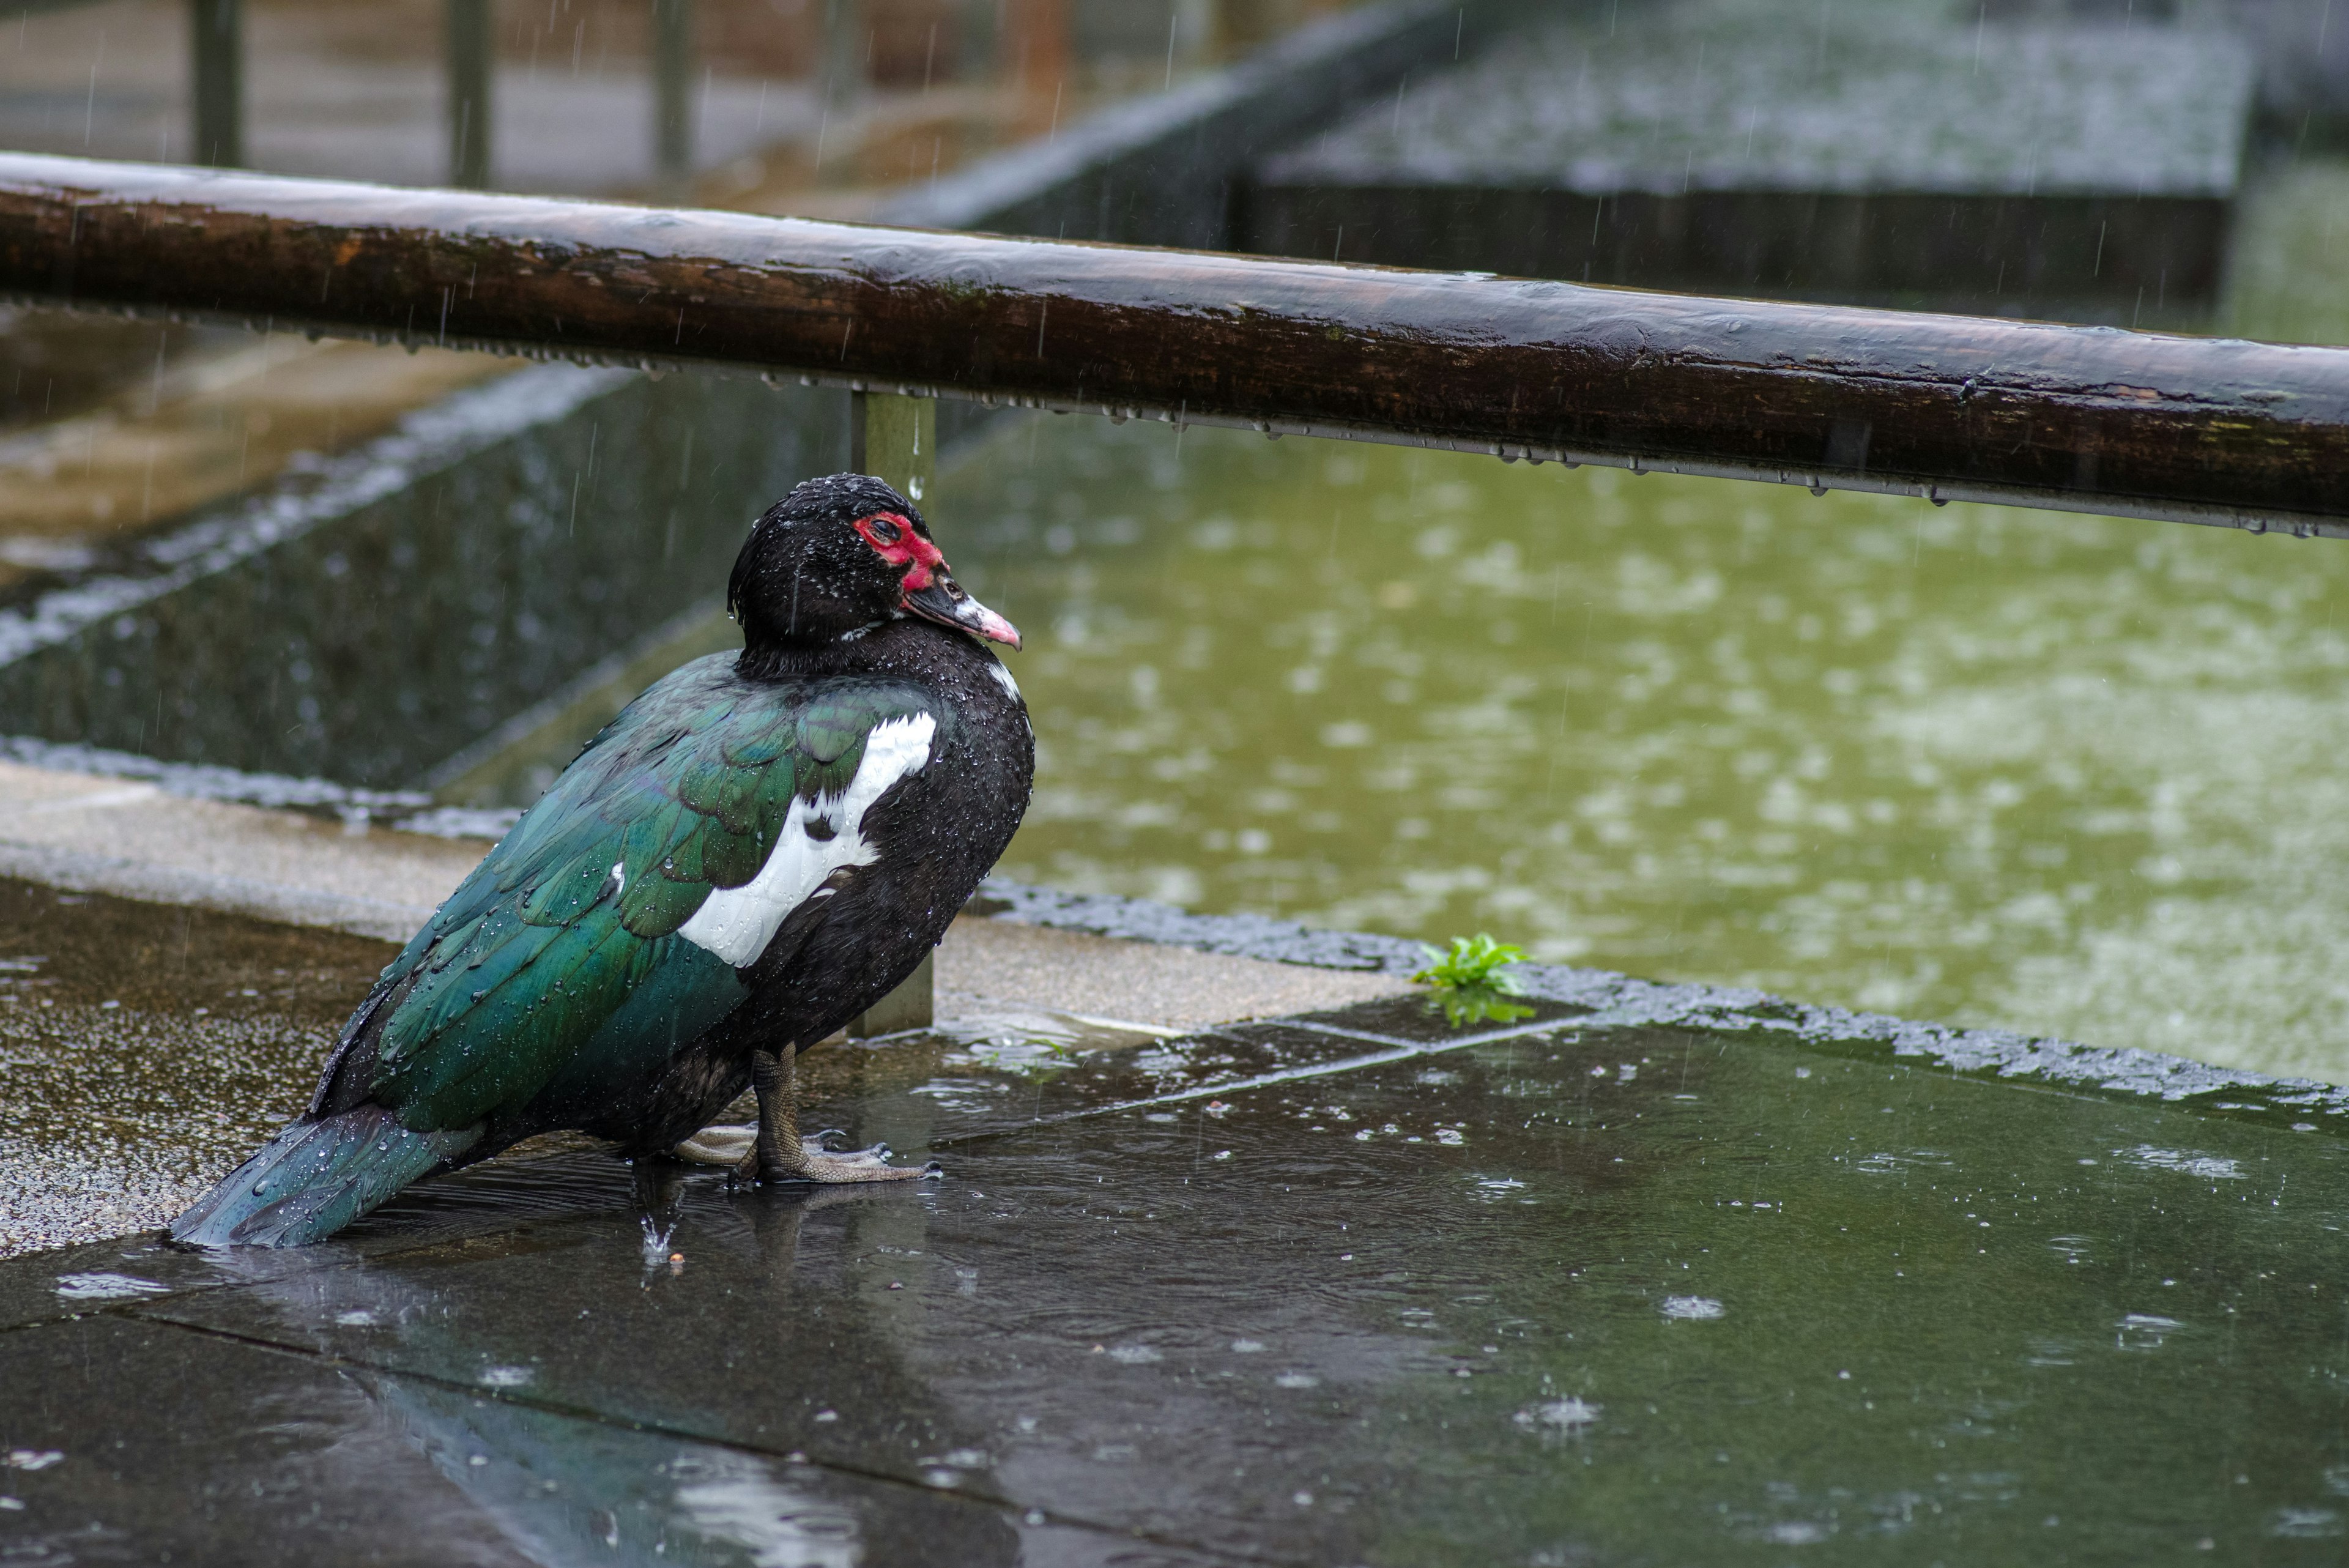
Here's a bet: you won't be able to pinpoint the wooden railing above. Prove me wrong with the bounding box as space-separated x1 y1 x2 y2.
0 152 2345 536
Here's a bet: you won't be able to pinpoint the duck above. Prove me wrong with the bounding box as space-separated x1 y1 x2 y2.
172 473 1033 1247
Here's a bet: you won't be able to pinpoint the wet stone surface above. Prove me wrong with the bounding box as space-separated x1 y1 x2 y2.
8 1000 2349 1562
0 877 395 1255
792 992 1582 1148
1269 0 2252 198
0 1313 1222 1568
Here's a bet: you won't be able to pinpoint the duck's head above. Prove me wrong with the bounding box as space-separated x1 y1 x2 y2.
729 473 1021 653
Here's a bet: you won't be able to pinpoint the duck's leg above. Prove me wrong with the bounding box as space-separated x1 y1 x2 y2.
734 1046 937 1184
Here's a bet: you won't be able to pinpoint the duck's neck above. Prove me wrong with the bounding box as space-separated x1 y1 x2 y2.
736 620 892 682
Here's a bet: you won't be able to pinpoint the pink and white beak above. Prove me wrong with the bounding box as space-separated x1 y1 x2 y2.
852 510 1022 648
902 573 1021 648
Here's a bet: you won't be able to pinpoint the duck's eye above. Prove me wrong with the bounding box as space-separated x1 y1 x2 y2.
866 516 901 544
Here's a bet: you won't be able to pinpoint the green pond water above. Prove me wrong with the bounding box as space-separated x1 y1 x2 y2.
458 160 2349 1088
937 160 2349 1085
940 413 2349 1085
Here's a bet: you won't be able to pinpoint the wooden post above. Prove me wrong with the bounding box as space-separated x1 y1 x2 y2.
1004 0 1067 136
850 951 933 1036
847 388 937 1037
847 389 935 505
823 0 866 108
447 0 493 190
189 0 241 169
653 0 695 201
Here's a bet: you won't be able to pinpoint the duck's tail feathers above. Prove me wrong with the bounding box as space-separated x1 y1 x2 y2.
170 1105 481 1248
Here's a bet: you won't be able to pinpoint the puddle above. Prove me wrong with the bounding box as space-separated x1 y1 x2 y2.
7 1013 2346 1560
929 1005 1171 1079
789 1000 1502 1147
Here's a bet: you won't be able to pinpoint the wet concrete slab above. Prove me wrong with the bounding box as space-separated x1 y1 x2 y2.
0 1312 1234 1568
0 760 486 943
938 916 1410 1036
9 1001 2349 1562
0 876 396 1255
796 997 1583 1148
1244 0 2251 318
0 759 1409 1025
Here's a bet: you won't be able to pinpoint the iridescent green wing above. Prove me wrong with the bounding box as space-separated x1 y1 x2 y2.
352 656 937 1133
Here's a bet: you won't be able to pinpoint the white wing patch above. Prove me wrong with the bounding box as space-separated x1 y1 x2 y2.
676 712 937 968
986 658 1020 703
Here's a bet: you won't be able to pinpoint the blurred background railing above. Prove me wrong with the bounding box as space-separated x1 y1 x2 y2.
1 0 1365 202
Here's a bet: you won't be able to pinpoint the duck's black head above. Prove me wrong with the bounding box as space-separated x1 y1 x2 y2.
728 473 1020 662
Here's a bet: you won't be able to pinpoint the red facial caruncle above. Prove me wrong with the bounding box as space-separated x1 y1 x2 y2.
852 511 945 592
852 507 1022 648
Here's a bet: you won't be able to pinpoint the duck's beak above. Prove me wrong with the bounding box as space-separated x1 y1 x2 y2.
903 572 1022 649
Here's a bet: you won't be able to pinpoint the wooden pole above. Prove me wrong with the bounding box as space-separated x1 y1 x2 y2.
1003 0 1067 137
846 389 937 1037
447 0 494 191
847 390 937 506
188 0 242 169
653 0 695 201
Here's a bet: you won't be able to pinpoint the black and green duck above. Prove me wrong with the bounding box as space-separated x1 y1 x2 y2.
173 473 1032 1246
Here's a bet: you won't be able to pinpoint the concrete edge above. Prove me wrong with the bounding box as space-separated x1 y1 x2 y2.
0 743 2339 1137
0 364 629 669
0 839 432 944
972 876 2349 1133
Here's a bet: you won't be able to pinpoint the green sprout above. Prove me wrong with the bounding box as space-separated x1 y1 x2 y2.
1412 934 1535 1028
1413 934 1528 990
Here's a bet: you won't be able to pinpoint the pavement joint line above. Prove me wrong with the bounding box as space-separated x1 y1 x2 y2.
1064 1011 1190 1038
1279 1015 1583 1051
0 1194 666 1336
106 1304 1305 1568
930 1015 1579 1148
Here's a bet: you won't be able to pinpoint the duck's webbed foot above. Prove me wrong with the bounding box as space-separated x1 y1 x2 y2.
785 1140 938 1183
721 1047 941 1186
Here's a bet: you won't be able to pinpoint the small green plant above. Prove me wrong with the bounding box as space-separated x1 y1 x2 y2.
1412 934 1534 1028
1413 934 1529 992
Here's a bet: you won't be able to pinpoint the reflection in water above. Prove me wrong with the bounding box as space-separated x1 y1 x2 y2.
933 410 2349 1082
373 1374 864 1568
1420 984 1534 1031
212 1170 1017 1568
